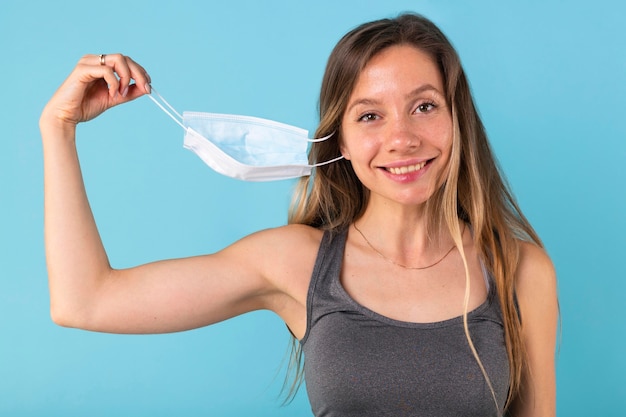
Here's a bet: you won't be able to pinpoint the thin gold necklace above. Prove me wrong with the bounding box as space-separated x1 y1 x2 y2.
352 222 461 270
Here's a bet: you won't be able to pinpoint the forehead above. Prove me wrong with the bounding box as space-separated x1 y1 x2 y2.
350 44 444 99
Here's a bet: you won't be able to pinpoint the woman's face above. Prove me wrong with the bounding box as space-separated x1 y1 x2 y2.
340 44 453 208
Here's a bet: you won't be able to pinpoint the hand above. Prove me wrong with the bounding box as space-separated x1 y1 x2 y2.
41 53 151 130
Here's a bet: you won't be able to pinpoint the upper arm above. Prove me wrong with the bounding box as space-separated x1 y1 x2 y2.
54 225 318 335
508 242 559 416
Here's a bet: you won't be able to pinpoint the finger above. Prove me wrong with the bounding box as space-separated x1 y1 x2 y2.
74 56 120 99
125 56 152 94
97 54 152 96
74 53 152 104
92 53 130 97
73 61 119 99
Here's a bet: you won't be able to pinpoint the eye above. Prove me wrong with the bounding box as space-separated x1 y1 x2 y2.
358 113 380 122
415 102 436 113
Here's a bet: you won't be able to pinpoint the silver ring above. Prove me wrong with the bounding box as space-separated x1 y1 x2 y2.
99 54 106 65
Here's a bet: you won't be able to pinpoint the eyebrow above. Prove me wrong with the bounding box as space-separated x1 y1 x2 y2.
346 84 443 113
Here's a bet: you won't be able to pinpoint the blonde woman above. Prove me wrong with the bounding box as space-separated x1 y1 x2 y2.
40 13 557 416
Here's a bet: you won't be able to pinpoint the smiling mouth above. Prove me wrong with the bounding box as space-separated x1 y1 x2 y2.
385 161 428 175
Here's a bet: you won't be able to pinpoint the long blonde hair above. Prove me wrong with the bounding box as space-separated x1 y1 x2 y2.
285 13 542 411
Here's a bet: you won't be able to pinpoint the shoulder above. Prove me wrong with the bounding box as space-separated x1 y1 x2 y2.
508 242 558 415
234 224 325 285
515 241 557 304
241 224 324 256
240 225 324 335
514 240 559 343
213 224 324 287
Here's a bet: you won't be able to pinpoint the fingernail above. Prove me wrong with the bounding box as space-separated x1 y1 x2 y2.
122 86 129 97
144 83 151 94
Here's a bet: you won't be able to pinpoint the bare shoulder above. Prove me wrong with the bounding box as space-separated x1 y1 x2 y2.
509 243 558 415
233 223 324 294
217 223 324 286
236 224 323 337
515 241 558 302
240 223 324 262
250 223 324 245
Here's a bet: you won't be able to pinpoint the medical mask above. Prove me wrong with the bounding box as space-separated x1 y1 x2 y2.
147 88 343 181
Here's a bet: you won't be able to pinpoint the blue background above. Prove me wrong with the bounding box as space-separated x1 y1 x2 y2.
1 0 625 415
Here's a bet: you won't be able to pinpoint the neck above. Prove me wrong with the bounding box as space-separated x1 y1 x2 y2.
354 204 461 268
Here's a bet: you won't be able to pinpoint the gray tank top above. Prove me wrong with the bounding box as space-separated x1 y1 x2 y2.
301 229 509 417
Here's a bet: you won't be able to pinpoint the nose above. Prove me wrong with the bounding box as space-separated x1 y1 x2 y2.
383 116 421 152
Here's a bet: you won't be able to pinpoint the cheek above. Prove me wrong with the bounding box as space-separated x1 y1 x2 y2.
340 127 381 162
435 125 455 180
440 132 453 158
427 118 453 153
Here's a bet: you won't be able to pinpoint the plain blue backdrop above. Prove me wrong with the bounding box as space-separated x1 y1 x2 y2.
1 0 625 415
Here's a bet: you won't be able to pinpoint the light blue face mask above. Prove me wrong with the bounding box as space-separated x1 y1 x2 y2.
147 88 343 181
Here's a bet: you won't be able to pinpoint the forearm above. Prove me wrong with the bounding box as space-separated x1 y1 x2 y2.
41 116 111 326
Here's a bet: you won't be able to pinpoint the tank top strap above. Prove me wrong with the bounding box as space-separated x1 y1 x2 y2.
300 228 348 345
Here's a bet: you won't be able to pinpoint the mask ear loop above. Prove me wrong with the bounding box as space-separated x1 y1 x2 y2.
308 132 335 142
306 131 345 167
146 87 186 130
311 154 344 167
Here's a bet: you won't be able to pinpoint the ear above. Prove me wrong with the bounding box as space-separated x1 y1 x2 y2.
339 143 351 160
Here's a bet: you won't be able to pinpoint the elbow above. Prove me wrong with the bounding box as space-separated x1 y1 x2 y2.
49 298 91 329
47 271 109 329
50 303 77 328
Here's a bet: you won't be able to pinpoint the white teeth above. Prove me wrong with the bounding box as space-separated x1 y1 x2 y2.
387 161 426 175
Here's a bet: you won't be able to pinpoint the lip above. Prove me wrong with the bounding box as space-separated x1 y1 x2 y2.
382 157 431 168
378 158 433 181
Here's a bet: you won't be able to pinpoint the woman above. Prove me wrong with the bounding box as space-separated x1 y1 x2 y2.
40 13 557 416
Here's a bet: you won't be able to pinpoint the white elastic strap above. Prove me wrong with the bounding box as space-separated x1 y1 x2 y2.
307 131 345 165
146 87 186 130
312 155 344 167
308 132 335 142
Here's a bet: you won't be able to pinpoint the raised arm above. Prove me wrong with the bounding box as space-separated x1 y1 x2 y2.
40 54 315 335
41 54 152 329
